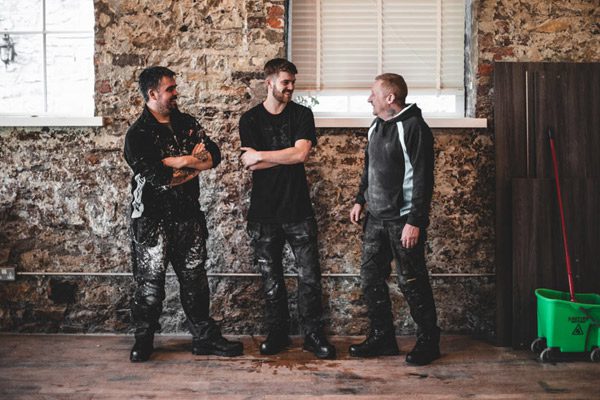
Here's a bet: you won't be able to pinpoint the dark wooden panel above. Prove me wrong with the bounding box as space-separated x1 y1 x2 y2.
494 62 529 346
533 63 600 179
495 62 600 347
512 178 600 348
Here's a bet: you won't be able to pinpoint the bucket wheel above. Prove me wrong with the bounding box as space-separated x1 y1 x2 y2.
591 348 600 362
540 347 555 362
531 337 547 353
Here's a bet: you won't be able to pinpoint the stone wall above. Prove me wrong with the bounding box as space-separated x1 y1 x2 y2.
0 0 598 337
475 0 600 119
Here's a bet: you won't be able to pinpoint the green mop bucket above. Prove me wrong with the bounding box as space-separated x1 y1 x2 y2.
535 288 600 353
533 130 600 362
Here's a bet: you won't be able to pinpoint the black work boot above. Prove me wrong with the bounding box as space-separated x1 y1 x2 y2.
405 330 441 366
192 334 244 357
303 331 336 359
130 334 154 362
349 329 400 357
260 331 291 355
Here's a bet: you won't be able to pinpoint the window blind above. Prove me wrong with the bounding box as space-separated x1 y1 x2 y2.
289 0 465 91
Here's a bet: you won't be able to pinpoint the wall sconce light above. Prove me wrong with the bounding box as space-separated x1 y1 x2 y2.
0 33 16 68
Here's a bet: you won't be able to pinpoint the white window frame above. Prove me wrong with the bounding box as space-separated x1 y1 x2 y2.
287 0 487 128
0 0 102 127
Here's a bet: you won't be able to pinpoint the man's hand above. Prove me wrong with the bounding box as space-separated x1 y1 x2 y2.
240 147 261 168
350 203 363 225
401 223 420 248
192 143 210 162
170 168 200 186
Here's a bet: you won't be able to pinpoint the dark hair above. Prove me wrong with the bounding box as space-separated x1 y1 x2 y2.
263 58 298 79
138 66 176 102
375 73 408 106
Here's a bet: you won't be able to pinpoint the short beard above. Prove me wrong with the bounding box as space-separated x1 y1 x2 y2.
272 86 292 103
160 102 177 115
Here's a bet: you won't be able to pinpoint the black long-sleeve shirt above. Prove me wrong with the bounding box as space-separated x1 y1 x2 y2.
124 106 221 221
356 103 434 228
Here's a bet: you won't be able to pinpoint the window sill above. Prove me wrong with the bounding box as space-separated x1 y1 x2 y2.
0 116 104 127
315 117 487 129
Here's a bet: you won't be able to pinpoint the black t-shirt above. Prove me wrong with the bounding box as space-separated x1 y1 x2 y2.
239 101 317 223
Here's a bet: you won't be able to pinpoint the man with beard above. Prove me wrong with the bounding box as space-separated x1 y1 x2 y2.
348 73 441 365
124 66 243 362
238 58 335 359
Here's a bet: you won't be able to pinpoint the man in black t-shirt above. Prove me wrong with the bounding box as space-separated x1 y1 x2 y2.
239 58 336 359
124 66 243 362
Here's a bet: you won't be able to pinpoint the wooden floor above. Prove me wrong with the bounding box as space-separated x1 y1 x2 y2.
0 334 598 399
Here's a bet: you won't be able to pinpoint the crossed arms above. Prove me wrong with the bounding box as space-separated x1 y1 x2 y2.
240 139 312 170
161 143 214 186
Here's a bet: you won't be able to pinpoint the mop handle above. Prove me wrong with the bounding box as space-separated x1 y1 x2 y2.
548 128 576 302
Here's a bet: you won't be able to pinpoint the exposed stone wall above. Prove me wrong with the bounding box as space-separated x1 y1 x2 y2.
475 0 600 119
0 0 598 336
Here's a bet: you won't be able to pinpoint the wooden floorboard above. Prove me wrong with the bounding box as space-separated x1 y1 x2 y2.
0 334 598 399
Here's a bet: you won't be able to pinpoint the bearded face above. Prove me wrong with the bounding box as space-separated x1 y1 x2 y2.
269 71 296 104
151 76 178 115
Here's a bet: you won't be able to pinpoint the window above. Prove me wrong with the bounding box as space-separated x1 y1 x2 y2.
0 0 95 119
289 0 466 118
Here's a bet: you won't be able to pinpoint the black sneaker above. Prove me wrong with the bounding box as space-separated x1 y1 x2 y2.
303 332 336 359
192 335 244 357
405 331 441 365
348 329 400 357
259 331 291 355
130 335 154 362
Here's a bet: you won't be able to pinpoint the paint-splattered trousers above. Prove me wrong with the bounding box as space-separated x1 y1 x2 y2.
247 217 323 335
130 214 218 339
360 214 439 336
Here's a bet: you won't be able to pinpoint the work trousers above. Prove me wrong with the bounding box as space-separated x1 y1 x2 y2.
360 214 439 337
130 215 217 339
247 218 323 335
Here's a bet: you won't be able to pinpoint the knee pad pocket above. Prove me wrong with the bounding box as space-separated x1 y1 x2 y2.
264 281 285 301
137 282 165 306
